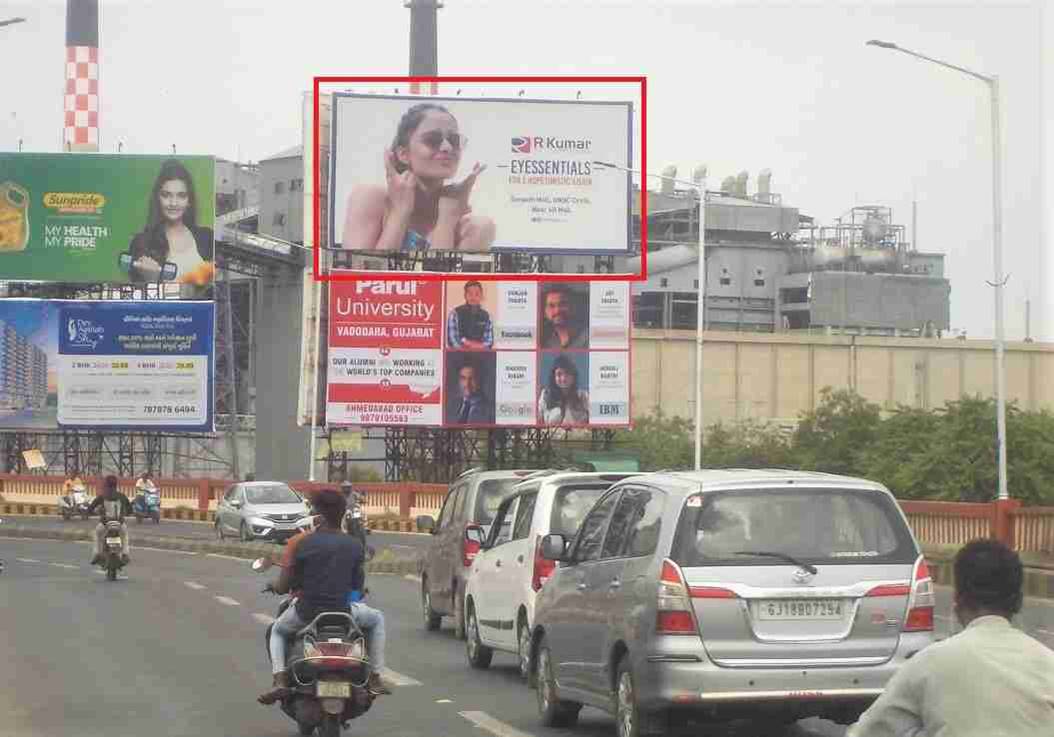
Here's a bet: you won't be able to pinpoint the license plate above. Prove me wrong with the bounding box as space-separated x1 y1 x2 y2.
106 538 122 547
316 681 351 698
757 599 844 620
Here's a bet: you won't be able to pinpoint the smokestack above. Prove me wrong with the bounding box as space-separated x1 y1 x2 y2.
406 0 441 94
659 165 677 196
64 0 99 152
735 170 749 198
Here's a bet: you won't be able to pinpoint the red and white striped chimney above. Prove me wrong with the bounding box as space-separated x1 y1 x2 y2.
64 0 99 152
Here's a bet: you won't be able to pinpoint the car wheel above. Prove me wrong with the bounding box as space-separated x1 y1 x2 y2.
453 588 467 641
536 636 580 728
616 655 667 737
465 601 493 669
422 580 441 631
517 616 532 681
240 521 252 542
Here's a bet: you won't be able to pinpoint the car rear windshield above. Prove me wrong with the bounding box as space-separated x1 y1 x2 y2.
671 487 917 567
549 484 610 538
246 484 300 505
474 478 525 525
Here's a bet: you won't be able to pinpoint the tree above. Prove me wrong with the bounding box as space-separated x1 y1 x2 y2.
613 408 694 471
702 419 795 469
791 388 882 476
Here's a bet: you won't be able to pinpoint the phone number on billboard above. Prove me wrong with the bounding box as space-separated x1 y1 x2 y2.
143 405 198 415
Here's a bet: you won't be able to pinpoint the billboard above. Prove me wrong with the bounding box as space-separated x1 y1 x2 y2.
325 277 631 429
329 92 632 255
0 153 215 288
0 299 214 431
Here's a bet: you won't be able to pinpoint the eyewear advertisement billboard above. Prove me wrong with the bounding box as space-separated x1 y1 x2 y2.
325 277 630 429
0 299 214 431
0 153 215 287
329 93 633 255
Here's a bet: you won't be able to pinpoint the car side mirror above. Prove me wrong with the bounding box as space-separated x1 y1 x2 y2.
540 534 569 562
465 525 485 546
416 515 436 533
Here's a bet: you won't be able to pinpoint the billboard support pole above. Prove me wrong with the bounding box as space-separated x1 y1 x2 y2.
694 176 707 471
308 277 324 481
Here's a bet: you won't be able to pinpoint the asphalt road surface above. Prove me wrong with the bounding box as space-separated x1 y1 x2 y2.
5 514 431 556
1 538 1051 737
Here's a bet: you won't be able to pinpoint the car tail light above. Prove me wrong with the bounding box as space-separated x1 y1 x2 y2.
689 586 737 599
532 535 556 592
304 640 365 669
463 533 481 568
903 556 934 632
656 559 698 635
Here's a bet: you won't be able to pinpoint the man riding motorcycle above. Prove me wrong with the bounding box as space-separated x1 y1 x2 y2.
340 481 369 547
258 488 392 705
87 475 133 566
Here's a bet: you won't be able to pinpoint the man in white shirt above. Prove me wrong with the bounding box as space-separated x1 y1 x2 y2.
849 538 1054 737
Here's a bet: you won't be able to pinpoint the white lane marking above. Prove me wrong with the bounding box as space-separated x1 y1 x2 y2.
252 613 275 625
184 581 206 590
214 596 241 607
1037 628 1052 636
459 711 535 737
15 558 40 563
403 574 422 583
390 544 414 549
138 547 198 555
206 553 249 562
381 668 421 687
436 699 453 704
50 563 79 570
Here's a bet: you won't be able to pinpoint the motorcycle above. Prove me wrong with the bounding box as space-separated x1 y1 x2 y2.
252 556 375 736
99 520 127 581
59 487 92 521
132 487 162 524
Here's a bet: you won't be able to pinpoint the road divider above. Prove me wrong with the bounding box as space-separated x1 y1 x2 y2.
0 523 420 575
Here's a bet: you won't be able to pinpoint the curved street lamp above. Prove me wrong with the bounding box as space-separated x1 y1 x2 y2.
867 39 1008 502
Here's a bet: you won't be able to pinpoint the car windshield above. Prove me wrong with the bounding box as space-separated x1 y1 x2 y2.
474 478 522 525
549 484 609 537
671 487 916 567
245 484 300 505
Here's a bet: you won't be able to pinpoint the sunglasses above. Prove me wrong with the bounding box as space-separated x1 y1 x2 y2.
419 130 467 151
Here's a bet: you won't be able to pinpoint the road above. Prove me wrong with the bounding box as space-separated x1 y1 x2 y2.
0 538 1051 737
5 514 432 556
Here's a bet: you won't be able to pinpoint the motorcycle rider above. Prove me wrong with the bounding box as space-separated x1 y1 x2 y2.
340 481 369 545
258 488 392 705
87 475 133 566
848 538 1054 736
62 472 87 509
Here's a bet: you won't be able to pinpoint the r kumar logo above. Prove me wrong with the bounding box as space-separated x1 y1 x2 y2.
511 137 532 154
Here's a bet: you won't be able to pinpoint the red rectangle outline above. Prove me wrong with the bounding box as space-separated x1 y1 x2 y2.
312 75 647 284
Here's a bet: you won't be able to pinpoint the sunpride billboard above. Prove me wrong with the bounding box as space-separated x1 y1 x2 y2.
0 153 215 287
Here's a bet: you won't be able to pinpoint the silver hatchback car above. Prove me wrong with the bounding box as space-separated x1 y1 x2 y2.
215 481 310 543
529 469 935 735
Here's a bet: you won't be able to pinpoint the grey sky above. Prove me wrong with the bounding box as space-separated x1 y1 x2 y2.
1 0 1049 341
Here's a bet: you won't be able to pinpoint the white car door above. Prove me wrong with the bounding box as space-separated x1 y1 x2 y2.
494 490 538 650
471 495 519 648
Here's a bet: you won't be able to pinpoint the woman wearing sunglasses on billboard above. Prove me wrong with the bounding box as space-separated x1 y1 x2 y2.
341 103 496 252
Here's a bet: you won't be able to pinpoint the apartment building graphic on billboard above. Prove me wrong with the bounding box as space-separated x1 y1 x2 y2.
0 320 48 413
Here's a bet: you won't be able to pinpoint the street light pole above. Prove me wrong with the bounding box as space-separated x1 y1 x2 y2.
594 160 707 469
866 40 1008 501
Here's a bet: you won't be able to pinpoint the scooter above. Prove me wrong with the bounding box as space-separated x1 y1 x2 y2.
132 487 162 524
252 556 375 736
59 487 92 521
99 520 128 581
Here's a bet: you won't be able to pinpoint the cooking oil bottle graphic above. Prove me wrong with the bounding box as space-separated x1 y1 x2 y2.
0 182 30 252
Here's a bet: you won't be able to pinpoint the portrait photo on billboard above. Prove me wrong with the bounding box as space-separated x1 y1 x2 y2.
537 352 590 427
445 279 497 351
330 92 632 256
0 153 215 287
445 351 497 426
539 282 590 350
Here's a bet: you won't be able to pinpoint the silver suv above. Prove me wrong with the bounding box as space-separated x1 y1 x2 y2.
417 468 551 640
530 470 934 735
